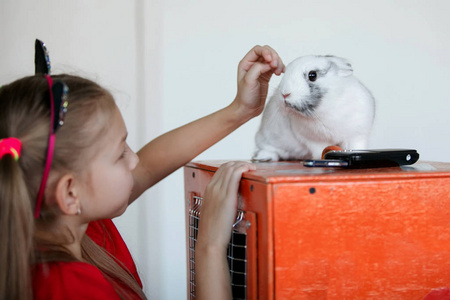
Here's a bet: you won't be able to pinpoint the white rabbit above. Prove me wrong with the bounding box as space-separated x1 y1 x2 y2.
253 55 375 161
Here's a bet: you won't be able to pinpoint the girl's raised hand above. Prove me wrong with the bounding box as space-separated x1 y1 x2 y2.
232 45 285 121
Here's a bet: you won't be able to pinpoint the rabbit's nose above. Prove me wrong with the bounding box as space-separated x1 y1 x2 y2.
282 93 291 99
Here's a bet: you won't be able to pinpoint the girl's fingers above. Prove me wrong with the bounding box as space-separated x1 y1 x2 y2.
239 45 285 78
225 162 255 193
264 46 284 75
260 45 283 73
208 161 254 197
243 62 274 86
224 169 246 202
241 46 270 65
216 161 248 190
222 163 255 205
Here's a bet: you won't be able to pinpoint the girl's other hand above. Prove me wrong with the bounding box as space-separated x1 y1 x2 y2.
197 161 256 250
195 162 255 300
232 45 285 121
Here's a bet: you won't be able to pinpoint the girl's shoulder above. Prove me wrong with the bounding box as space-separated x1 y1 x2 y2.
32 261 121 300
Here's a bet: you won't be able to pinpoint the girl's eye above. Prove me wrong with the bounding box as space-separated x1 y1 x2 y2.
308 71 317 82
118 147 128 160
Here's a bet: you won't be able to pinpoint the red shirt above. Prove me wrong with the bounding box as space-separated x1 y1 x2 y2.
32 219 143 299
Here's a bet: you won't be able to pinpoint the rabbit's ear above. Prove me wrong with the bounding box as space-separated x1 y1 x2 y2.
326 56 353 77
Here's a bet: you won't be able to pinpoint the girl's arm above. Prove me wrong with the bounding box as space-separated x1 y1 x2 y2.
194 161 256 300
130 45 284 202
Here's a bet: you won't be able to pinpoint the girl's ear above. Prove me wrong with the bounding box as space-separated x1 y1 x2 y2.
54 174 81 216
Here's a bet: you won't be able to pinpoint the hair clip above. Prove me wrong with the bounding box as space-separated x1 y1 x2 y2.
51 81 69 131
35 39 51 75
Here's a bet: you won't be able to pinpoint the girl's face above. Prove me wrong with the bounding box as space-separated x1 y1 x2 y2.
79 106 139 220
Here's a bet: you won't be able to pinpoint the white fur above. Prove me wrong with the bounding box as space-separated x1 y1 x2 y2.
253 55 375 161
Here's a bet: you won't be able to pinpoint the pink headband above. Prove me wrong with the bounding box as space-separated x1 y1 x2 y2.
0 137 22 161
34 75 56 218
33 39 69 218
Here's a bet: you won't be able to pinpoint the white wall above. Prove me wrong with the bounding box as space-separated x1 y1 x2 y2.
1 1 450 299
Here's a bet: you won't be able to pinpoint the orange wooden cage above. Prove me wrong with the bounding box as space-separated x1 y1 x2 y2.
184 160 450 299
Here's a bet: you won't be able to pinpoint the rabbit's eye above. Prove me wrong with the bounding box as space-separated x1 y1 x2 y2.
308 71 317 82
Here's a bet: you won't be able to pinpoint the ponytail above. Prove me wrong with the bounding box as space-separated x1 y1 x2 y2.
0 155 34 300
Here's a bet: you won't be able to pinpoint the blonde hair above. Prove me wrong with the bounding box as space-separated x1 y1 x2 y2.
0 74 146 300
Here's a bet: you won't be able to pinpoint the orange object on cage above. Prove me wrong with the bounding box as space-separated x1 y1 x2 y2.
184 160 450 299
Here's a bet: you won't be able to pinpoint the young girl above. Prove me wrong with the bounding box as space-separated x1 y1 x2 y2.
0 44 284 299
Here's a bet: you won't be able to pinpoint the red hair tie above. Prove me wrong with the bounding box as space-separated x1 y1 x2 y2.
0 137 22 161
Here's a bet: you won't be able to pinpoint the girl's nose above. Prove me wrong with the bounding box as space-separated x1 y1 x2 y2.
129 149 139 171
